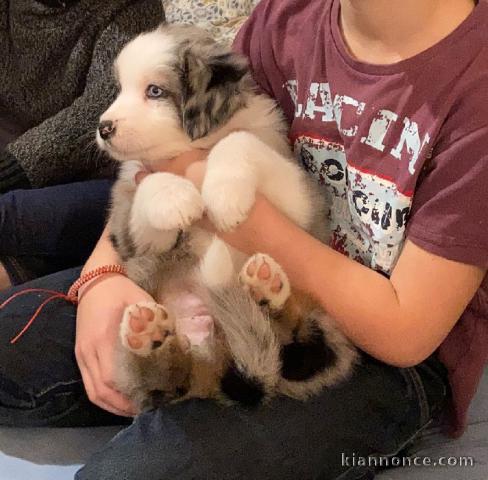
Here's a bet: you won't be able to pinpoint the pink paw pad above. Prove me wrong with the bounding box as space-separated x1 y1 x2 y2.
240 254 291 310
121 303 172 356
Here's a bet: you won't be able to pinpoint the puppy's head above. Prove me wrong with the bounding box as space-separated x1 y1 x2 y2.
97 25 250 167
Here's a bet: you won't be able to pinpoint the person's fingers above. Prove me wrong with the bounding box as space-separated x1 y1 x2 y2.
135 171 149 185
185 160 207 189
91 352 137 415
194 214 216 233
96 348 138 412
135 152 208 185
165 149 208 175
76 345 136 416
77 355 131 416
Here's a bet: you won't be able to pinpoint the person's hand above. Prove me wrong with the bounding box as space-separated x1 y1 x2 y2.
135 149 208 186
75 273 154 416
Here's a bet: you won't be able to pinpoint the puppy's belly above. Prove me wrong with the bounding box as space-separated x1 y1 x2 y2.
159 289 214 348
161 289 209 318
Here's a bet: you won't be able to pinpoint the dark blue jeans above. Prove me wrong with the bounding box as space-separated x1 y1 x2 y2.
0 180 112 284
0 181 449 480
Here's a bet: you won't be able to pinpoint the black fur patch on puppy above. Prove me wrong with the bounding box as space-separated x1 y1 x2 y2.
113 228 136 261
280 325 338 382
207 53 248 90
109 233 119 249
221 362 265 407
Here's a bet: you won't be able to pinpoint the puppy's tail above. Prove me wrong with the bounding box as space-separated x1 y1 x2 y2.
205 284 282 407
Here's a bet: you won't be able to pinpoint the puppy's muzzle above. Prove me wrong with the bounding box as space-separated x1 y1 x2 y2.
99 120 116 141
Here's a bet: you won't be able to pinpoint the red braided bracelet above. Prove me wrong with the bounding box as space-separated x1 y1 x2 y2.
0 264 127 344
67 264 127 302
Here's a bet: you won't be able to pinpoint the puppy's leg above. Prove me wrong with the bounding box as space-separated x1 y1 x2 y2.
116 302 194 410
239 254 356 395
130 172 204 252
238 253 303 344
202 131 315 232
201 135 258 232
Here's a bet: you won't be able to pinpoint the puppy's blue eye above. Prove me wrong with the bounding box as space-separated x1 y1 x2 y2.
146 85 167 99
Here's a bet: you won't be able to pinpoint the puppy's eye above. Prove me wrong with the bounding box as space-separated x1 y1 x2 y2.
146 85 168 99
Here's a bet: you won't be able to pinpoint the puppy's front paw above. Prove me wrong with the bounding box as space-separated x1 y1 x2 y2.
239 254 291 310
133 172 204 232
202 179 255 232
120 302 174 357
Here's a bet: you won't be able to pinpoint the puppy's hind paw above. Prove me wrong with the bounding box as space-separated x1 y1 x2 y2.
120 302 173 357
239 254 291 310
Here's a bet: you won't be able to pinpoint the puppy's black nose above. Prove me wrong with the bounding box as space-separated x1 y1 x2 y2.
98 120 116 140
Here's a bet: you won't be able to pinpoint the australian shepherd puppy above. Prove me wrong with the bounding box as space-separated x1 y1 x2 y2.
96 24 357 411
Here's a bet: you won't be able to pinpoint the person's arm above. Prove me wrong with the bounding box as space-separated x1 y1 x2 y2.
184 158 485 367
229 0 487 368
179 149 486 368
75 226 152 416
0 0 163 193
207 195 485 367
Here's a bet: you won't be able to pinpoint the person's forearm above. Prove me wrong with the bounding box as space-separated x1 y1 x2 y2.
253 213 411 361
82 225 120 274
218 198 408 359
216 196 476 366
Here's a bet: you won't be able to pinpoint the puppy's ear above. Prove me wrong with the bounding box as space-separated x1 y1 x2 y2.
179 48 249 140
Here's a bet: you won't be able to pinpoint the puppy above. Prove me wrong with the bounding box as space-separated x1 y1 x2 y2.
97 24 357 411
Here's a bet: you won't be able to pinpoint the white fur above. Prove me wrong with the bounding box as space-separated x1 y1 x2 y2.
203 131 314 232
199 237 236 289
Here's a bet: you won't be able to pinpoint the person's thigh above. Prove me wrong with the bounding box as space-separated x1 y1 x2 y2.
76 355 448 480
0 268 126 427
0 180 112 284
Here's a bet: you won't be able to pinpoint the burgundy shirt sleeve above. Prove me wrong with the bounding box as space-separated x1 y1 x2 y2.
407 85 488 269
233 0 276 98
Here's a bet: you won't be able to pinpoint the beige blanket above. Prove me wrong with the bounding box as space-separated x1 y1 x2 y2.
163 0 260 43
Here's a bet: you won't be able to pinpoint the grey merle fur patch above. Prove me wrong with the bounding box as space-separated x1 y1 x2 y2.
175 31 250 140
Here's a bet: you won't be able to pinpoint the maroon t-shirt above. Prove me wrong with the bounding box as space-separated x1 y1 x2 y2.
234 0 488 436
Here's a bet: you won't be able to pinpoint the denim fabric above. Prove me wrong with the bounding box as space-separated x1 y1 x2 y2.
0 269 449 480
75 356 447 480
0 268 128 428
0 180 112 284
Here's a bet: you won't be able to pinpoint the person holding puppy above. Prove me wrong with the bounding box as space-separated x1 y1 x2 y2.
0 1 487 479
